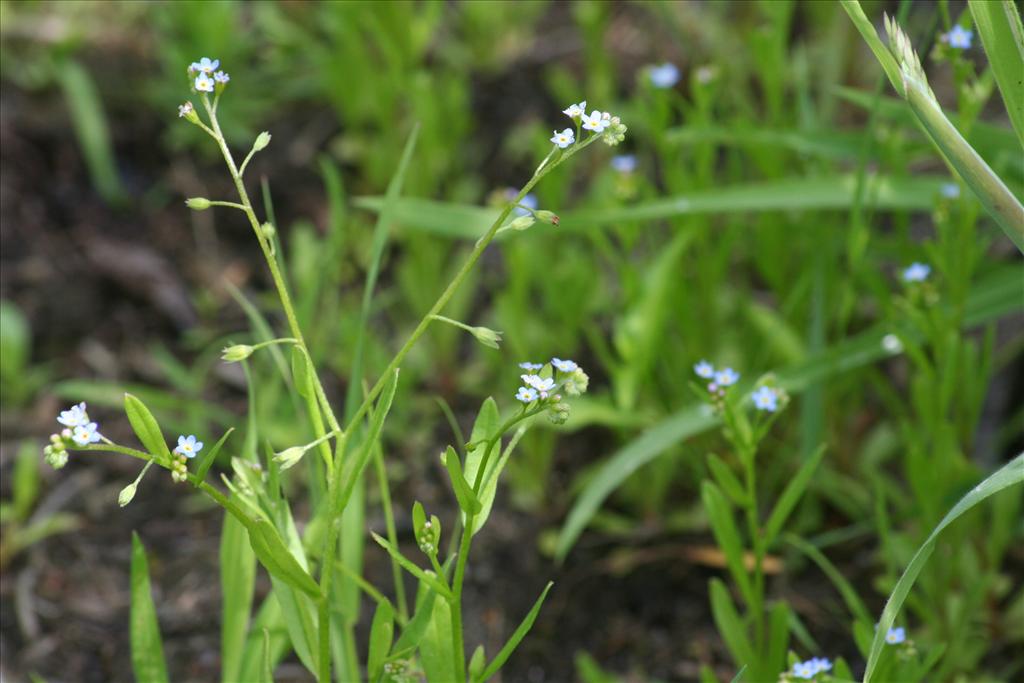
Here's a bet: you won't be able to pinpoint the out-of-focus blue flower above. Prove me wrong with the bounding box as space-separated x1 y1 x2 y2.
714 367 739 386
752 386 778 412
945 25 973 49
694 360 715 379
214 70 230 84
902 262 931 283
552 358 578 373
508 191 538 217
519 361 544 371
611 155 637 173
885 626 906 644
792 657 832 679
648 62 680 88
940 183 960 199
190 57 220 74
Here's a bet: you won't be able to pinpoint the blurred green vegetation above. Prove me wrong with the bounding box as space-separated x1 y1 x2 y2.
2 0 1022 680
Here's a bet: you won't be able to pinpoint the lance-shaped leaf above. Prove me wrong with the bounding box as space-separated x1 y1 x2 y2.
246 517 320 599
442 445 482 515
130 533 169 683
480 582 554 680
124 393 170 461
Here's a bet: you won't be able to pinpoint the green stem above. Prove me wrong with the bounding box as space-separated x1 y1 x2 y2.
743 451 766 657
373 443 409 622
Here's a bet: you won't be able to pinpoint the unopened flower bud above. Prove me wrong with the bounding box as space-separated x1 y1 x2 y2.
186 197 212 210
261 222 276 240
469 326 502 349
118 481 139 507
253 131 272 151
535 210 559 226
274 446 307 471
507 216 535 231
222 344 255 362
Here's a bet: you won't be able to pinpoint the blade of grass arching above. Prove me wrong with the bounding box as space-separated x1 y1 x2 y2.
783 533 873 626
55 59 125 204
969 0 1024 147
863 454 1024 683
130 533 169 683
479 581 554 681
553 267 1023 561
355 175 953 239
220 511 256 683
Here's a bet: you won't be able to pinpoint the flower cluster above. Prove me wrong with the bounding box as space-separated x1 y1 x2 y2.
44 402 103 469
187 57 230 93
789 657 832 680
694 360 739 407
559 100 628 147
516 358 589 424
170 434 203 483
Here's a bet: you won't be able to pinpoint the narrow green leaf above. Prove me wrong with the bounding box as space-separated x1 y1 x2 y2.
468 645 486 683
291 346 312 399
237 593 289 683
863 454 1024 682
269 580 319 674
196 427 234 484
480 581 554 681
784 533 872 627
709 578 755 669
419 592 456 683
763 446 826 548
220 511 256 683
706 454 749 507
368 600 395 682
124 394 170 461
469 426 525 536
371 532 451 599
701 482 754 605
130 533 169 683
969 0 1024 146
247 517 321 599
729 665 748 683
443 445 482 515
13 442 39 521
412 501 426 533
766 602 791 677
258 628 273 683
393 581 439 654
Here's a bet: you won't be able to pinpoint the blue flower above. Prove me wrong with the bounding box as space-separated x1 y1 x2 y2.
611 155 637 173
213 70 230 84
519 361 544 371
562 100 587 119
58 402 89 427
516 386 538 403
552 357 578 373
751 386 778 412
72 422 101 446
902 262 931 283
521 374 556 397
648 62 680 88
551 128 575 148
714 367 739 386
792 657 832 679
194 72 215 93
581 110 609 133
945 25 973 49
885 626 906 644
190 57 220 74
940 183 960 199
173 434 204 459
512 192 538 217
694 360 714 379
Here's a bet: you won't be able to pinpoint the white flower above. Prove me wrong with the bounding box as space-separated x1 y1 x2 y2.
194 72 215 92
881 334 903 354
519 362 544 370
72 422 101 446
714 368 739 386
581 110 609 133
693 361 714 379
173 434 204 459
213 70 230 84
516 386 538 403
552 358 578 373
562 100 587 119
902 262 930 283
178 102 194 118
550 128 575 148
521 374 556 397
58 402 89 427
648 62 680 88
191 57 220 73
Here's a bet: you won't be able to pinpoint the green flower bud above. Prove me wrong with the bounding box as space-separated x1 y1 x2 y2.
564 368 590 396
43 444 68 470
221 344 255 362
469 326 502 349
507 215 535 231
548 401 570 425
253 131 272 151
118 481 139 507
274 446 307 471
261 222 276 240
186 197 212 210
535 210 559 226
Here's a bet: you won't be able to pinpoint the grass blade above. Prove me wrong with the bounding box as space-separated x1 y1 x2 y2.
763 445 826 548
701 482 754 605
196 427 234 484
969 0 1024 146
480 581 554 681
709 578 755 669
863 454 1024 682
220 510 256 683
130 533 169 683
